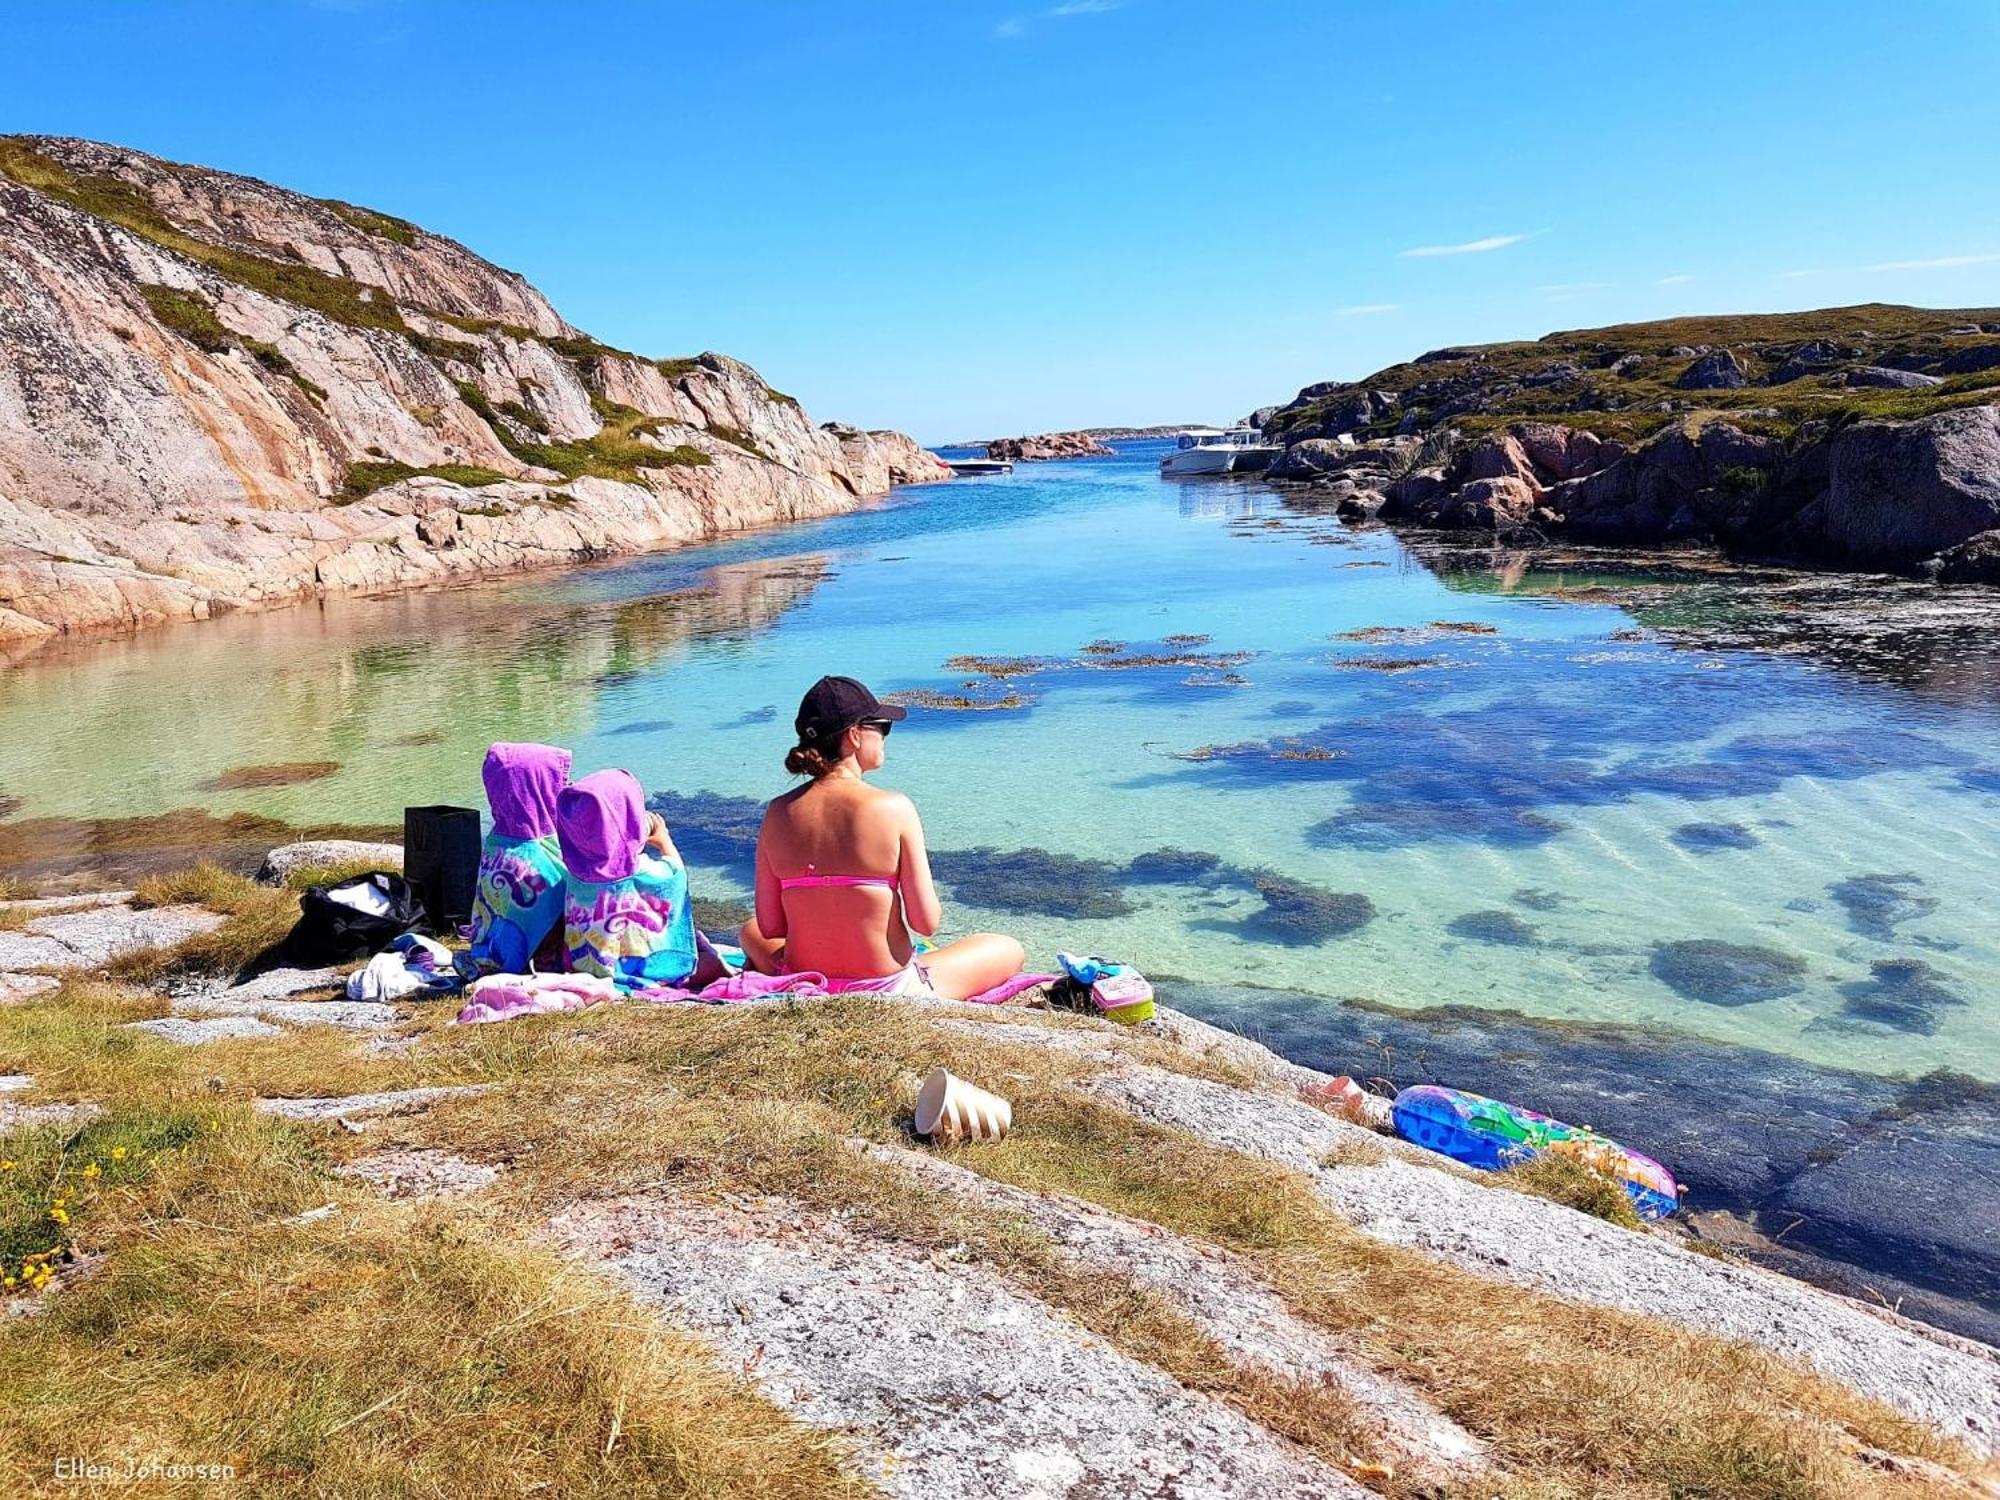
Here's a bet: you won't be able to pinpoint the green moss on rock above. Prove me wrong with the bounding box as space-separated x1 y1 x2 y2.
139 284 230 352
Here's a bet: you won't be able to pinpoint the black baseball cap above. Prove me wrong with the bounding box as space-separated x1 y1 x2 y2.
795 675 906 746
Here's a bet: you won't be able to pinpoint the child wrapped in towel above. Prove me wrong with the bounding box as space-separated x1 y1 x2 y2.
556 768 698 989
467 742 573 975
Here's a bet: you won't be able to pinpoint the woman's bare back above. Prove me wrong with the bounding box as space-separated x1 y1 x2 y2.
755 775 926 978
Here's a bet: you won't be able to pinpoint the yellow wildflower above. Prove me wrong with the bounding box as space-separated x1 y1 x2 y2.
0 1160 15 1172
110 1146 128 1160
48 1206 69 1225
82 1162 102 1179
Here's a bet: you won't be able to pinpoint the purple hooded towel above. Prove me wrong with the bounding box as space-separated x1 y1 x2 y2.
482 742 573 841
556 768 647 884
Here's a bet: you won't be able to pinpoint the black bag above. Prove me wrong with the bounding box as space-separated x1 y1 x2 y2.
281 872 427 966
404 804 482 932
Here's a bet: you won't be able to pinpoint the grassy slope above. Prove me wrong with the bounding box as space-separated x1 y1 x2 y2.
0 871 1986 1498
1271 303 2000 446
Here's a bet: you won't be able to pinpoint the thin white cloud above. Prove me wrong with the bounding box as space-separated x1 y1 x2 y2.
1658 274 1695 286
1334 303 1399 317
1050 0 1122 12
1400 233 1527 259
1784 251 2000 278
994 15 1026 36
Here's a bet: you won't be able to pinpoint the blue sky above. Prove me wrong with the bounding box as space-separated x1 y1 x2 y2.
9 0 2000 440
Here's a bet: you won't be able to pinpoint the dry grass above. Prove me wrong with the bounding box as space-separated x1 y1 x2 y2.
0 1109 866 1497
401 1003 1973 1498
0 875 36 902
1 966 1985 1498
1499 1150 1646 1229
113 859 384 986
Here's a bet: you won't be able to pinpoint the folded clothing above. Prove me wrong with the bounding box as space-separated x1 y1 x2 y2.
455 970 620 1025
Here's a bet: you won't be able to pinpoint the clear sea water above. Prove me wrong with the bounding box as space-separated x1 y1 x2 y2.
4 440 1997 1081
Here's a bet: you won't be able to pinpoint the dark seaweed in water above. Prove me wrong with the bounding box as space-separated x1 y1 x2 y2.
929 846 1134 920
1837 958 1967 1034
1124 847 1223 884
1957 767 2000 794
206 761 341 790
1311 800 1568 851
723 705 779 728
1446 910 1539 946
1510 886 1567 912
1267 699 1316 718
1827 872 1938 942
692 895 753 933
1671 821 1759 852
0 794 19 821
648 790 765 875
610 719 674 736
1234 873 1376 945
1178 652 1974 850
1650 940 1808 1006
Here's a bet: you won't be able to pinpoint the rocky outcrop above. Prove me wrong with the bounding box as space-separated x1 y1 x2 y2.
984 431 1116 461
1554 421 1783 542
0 136 945 647
1841 365 1944 390
1257 303 2000 576
1924 529 2000 584
1675 348 1748 389
1800 406 2000 566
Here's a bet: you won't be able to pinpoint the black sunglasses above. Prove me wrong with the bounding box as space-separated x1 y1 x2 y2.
858 718 893 737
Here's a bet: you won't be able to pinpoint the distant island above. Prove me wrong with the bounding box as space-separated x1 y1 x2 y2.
1255 303 2000 582
982 431 1118 461
944 423 1214 451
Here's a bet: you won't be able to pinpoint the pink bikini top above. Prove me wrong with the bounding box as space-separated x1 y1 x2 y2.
779 864 901 894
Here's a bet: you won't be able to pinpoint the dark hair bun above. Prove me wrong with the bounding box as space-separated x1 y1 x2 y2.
785 743 836 778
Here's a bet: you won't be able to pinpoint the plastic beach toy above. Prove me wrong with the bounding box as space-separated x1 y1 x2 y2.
1056 952 1156 1024
1390 1084 1681 1220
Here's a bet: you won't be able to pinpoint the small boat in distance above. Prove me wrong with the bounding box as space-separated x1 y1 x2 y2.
1159 427 1283 476
941 456 1013 475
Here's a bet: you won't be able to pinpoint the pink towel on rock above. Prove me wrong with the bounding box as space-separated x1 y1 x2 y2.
464 967 1064 1017
962 972 1059 1006
454 971 620 1025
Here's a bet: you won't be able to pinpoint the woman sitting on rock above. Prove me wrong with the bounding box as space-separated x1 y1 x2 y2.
739 675 1024 999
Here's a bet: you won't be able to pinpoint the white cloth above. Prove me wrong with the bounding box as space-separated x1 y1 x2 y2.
347 950 426 1002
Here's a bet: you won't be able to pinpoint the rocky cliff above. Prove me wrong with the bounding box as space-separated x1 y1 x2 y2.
1260 305 2000 580
0 136 948 647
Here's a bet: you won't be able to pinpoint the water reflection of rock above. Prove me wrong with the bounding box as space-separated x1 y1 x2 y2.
1411 538 2000 706
605 556 834 676
0 553 835 827
1166 979 2000 1347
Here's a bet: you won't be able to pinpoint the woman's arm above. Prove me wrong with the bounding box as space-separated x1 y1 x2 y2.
894 793 943 937
753 810 787 941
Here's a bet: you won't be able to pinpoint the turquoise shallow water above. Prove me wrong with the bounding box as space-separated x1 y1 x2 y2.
3 440 1997 1080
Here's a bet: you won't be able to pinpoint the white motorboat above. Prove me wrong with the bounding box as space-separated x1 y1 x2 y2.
1159 427 1284 476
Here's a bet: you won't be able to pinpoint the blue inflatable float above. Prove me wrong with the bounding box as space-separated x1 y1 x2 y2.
1392 1084 1682 1221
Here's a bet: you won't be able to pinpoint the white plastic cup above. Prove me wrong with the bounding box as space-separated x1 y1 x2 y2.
914 1067 1013 1145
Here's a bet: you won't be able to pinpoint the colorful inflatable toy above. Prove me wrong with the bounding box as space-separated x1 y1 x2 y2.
1391 1084 1681 1221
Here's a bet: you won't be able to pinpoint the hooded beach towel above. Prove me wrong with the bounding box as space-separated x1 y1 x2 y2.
557 768 697 989
467 742 572 975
